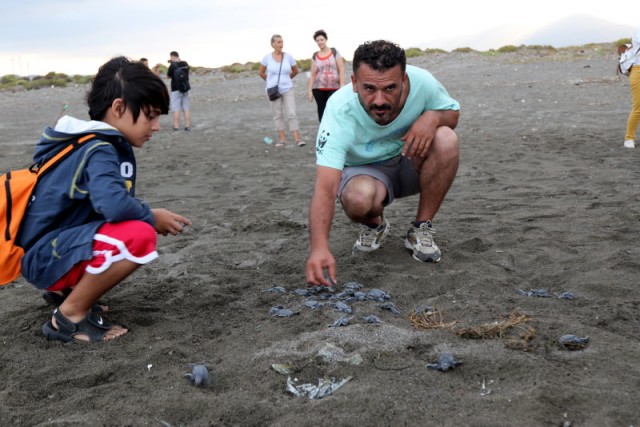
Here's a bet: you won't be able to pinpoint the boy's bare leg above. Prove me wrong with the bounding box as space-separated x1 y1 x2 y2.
54 260 140 341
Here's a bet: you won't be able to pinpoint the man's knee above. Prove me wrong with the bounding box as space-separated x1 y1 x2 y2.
341 176 385 214
432 127 459 160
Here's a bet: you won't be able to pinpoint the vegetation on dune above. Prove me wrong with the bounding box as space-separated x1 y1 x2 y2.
0 41 626 91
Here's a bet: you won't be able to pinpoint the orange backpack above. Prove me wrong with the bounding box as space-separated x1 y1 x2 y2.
0 133 97 285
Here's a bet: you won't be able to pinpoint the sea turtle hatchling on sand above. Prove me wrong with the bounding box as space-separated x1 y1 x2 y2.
303 300 323 309
558 334 589 350
362 315 383 324
348 291 367 302
426 352 462 372
184 364 211 387
335 288 356 299
262 286 286 293
328 316 352 327
343 281 364 290
334 301 353 314
516 288 551 298
378 301 401 316
366 289 391 302
269 306 298 317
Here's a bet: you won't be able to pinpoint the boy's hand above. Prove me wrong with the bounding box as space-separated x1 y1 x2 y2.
151 208 192 236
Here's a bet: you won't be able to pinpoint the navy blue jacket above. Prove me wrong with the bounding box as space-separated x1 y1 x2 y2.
17 116 155 289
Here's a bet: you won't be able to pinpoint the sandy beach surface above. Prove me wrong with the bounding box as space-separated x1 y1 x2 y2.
1 45 639 426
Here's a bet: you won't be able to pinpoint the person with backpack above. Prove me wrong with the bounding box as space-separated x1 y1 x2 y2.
167 51 192 131
307 30 345 122
16 57 191 343
621 25 640 148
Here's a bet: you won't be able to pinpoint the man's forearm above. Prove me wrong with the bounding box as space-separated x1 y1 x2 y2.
309 191 336 251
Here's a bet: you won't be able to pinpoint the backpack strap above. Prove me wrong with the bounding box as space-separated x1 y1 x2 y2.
35 134 98 177
313 48 338 61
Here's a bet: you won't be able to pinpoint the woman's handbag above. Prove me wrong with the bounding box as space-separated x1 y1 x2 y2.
267 86 281 101
267 54 284 101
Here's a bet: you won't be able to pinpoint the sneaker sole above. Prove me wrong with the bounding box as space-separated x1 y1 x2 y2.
404 239 441 263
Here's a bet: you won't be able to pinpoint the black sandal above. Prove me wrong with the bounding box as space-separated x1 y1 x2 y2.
42 308 113 343
41 289 106 313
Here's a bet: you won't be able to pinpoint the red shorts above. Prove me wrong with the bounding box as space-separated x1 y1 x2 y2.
47 220 157 291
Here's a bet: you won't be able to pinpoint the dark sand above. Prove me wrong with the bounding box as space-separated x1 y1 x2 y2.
1 45 639 426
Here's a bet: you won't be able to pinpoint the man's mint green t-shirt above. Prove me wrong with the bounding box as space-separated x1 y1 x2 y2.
315 65 459 170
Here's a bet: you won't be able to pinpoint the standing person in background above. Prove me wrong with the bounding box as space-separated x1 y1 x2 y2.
139 58 160 76
166 51 191 132
621 25 640 148
259 34 305 147
307 30 345 121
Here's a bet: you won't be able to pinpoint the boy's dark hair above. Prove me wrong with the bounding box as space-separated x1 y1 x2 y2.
353 40 406 74
87 56 169 122
313 29 327 40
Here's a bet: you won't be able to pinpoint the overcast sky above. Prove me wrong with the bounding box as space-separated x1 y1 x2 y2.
1 0 638 76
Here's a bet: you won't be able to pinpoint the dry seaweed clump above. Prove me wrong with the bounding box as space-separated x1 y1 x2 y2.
453 310 538 351
408 307 458 330
409 308 538 352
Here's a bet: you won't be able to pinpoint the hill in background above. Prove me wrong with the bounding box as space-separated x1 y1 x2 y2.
420 14 635 50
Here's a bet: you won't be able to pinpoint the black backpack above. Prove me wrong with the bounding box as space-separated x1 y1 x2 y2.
174 66 190 93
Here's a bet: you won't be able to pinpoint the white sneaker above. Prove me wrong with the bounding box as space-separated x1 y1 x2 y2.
405 221 441 263
624 139 635 148
352 217 390 254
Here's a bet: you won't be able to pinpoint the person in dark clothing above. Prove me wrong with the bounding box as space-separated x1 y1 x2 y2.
166 51 192 131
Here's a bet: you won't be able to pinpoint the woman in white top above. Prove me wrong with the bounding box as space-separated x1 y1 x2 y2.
259 34 305 147
307 30 345 122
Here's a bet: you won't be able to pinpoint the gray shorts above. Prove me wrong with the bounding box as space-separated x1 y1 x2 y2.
338 155 420 206
170 90 190 112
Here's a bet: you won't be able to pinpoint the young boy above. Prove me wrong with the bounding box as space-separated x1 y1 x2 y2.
16 56 191 343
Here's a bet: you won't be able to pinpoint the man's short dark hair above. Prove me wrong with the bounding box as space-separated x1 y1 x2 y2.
353 40 406 74
170 51 179 57
313 29 327 40
87 56 169 122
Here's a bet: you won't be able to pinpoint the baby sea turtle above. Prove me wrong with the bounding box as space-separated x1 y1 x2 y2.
304 300 323 309
366 289 391 302
343 281 364 290
559 334 589 350
328 316 352 327
426 352 462 372
336 288 355 299
184 364 211 387
293 288 316 297
350 291 367 302
269 306 298 317
335 301 353 314
378 301 401 316
516 288 551 298
555 291 576 300
362 315 383 324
